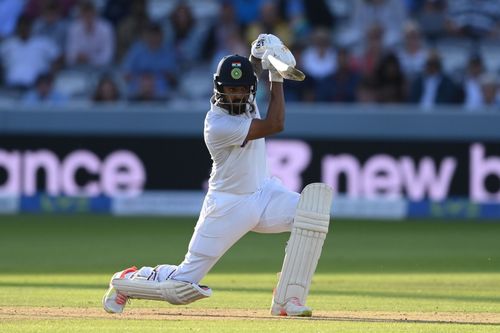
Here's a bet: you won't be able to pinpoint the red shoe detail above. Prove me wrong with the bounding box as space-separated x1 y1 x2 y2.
115 293 128 305
279 309 287 316
114 266 137 307
119 266 138 279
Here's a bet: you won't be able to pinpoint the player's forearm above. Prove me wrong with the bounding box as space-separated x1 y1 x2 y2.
266 82 285 132
245 83 285 140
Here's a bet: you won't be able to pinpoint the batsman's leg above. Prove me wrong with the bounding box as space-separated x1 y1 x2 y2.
102 264 212 313
271 183 333 317
103 266 138 313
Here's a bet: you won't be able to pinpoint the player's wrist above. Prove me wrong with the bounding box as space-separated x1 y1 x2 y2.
269 69 283 83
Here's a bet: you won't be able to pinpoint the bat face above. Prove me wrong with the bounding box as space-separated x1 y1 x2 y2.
268 55 306 81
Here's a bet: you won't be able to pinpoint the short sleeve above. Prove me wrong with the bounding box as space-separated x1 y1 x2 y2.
206 114 252 149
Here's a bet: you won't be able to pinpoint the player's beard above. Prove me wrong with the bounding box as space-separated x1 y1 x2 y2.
220 94 249 115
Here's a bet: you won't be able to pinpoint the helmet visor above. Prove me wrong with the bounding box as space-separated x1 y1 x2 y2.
214 85 254 115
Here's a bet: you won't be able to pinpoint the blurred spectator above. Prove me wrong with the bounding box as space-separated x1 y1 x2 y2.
129 73 167 102
122 22 177 100
373 52 407 103
352 24 385 76
397 21 428 81
409 51 462 109
210 28 247 72
301 27 337 86
115 0 149 61
356 75 378 103
346 0 407 49
463 55 485 110
66 1 114 67
445 0 500 40
231 0 262 27
22 72 67 104
23 0 77 20
478 73 500 108
205 1 245 63
301 0 335 30
417 0 446 42
0 16 60 89
246 0 293 47
102 0 133 27
403 0 425 15
282 43 315 101
278 0 308 40
0 0 26 40
317 48 361 102
92 75 121 102
163 3 210 69
32 1 68 51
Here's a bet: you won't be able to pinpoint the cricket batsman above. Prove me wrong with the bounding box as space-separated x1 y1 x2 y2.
103 34 333 317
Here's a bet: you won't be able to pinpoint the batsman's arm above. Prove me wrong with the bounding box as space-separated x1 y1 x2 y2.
245 72 285 141
245 33 287 141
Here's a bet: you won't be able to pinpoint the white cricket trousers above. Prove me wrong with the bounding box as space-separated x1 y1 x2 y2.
167 177 299 283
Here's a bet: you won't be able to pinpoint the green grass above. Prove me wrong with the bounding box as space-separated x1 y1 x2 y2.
1 215 500 332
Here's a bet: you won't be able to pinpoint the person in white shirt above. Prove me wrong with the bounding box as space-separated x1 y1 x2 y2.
397 21 428 81
345 0 407 49
463 55 485 111
301 27 337 82
65 1 114 67
103 35 332 317
0 16 60 89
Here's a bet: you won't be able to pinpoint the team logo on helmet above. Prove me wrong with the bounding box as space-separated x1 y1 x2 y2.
231 62 242 79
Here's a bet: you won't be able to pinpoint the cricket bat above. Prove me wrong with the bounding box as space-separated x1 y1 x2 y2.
268 54 306 81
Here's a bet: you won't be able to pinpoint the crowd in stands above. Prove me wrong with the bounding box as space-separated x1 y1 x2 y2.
1 0 500 110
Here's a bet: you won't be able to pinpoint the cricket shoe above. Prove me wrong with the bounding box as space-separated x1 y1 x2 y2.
102 266 137 313
270 297 312 317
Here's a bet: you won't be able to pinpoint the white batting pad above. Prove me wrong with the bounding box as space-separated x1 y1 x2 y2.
274 183 333 305
112 278 212 305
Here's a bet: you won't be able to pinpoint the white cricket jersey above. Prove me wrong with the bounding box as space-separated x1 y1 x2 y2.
204 102 269 194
